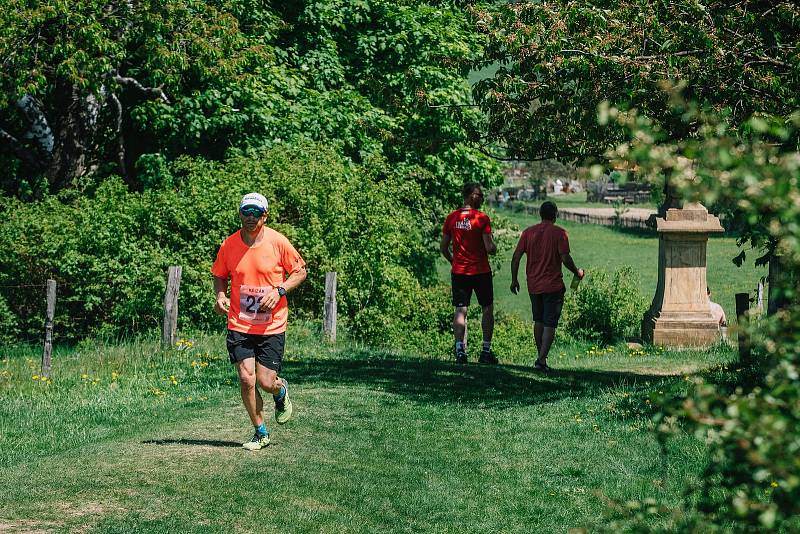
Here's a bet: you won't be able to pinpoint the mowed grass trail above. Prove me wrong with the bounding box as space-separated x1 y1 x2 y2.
0 332 734 533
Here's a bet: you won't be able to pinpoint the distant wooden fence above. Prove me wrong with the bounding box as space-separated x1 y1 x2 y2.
554 209 651 229
493 202 653 229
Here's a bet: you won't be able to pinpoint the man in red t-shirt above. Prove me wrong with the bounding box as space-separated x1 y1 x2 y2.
510 201 583 371
440 183 498 364
212 192 307 450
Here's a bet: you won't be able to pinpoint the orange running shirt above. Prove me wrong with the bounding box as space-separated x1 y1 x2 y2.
442 208 492 275
211 227 306 335
514 220 570 294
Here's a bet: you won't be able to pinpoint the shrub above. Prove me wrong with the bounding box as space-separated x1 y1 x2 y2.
347 279 533 363
560 266 647 344
0 142 434 342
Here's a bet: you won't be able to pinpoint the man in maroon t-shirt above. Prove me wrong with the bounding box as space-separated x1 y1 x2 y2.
440 183 498 364
510 201 583 371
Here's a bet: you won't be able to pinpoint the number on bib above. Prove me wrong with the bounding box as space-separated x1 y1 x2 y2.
238 285 272 324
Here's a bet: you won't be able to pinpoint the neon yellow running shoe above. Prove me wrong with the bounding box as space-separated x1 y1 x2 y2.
242 432 270 451
275 378 293 425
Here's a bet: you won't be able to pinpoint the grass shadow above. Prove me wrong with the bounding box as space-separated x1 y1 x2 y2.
141 439 241 448
287 352 675 408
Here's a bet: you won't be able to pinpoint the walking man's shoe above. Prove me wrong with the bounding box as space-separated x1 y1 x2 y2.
478 349 499 365
455 347 467 364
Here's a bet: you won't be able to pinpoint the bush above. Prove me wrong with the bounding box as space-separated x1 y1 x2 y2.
348 279 533 363
560 266 647 344
0 142 434 342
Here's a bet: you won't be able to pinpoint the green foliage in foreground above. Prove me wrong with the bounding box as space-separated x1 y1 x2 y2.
598 107 800 532
0 328 737 532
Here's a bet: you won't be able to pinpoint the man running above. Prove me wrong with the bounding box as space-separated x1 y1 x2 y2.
510 201 583 371
440 183 498 364
212 192 307 450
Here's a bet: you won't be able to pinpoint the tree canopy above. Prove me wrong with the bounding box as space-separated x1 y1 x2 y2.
472 1 800 161
0 0 500 206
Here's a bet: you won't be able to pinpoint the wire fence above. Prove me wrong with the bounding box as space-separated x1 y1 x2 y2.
2 267 339 375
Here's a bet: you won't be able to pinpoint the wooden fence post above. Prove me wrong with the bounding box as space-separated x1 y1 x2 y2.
162 266 182 347
41 279 56 377
735 292 751 365
323 272 337 343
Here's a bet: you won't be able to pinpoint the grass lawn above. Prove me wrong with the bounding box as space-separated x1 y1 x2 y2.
441 207 766 326
1 214 755 532
0 329 735 533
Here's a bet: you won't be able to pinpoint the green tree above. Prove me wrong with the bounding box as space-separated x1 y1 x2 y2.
1 0 502 208
0 0 273 197
472 1 800 162
269 0 502 206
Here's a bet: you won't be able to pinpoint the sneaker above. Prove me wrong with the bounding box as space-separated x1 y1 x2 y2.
274 378 293 425
454 347 467 364
478 349 499 365
534 360 551 372
242 432 270 451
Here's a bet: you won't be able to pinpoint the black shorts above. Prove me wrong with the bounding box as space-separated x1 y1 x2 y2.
451 272 494 307
226 330 285 372
530 289 565 328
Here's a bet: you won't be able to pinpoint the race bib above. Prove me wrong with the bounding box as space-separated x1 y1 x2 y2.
238 285 273 324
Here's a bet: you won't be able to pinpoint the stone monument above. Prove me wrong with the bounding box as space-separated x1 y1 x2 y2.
642 202 724 346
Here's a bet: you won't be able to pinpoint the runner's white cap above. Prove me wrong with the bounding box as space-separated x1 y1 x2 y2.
239 192 268 211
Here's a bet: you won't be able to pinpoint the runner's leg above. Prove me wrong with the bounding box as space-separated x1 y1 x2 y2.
481 304 494 341
454 306 468 345
236 359 264 427
539 326 556 364
256 364 282 396
534 322 544 357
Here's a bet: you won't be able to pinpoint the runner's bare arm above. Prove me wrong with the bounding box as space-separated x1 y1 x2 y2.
510 246 524 294
260 265 308 311
213 275 230 315
561 253 584 279
282 265 307 294
440 233 453 264
482 232 497 255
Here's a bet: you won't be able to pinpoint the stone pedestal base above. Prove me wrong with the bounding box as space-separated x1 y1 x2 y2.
642 311 720 347
641 202 724 347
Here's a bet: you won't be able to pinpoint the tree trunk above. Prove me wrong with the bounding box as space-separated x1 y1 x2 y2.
46 81 97 190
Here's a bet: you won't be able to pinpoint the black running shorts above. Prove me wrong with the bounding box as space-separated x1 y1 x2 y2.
530 289 565 328
451 272 494 308
226 330 285 372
